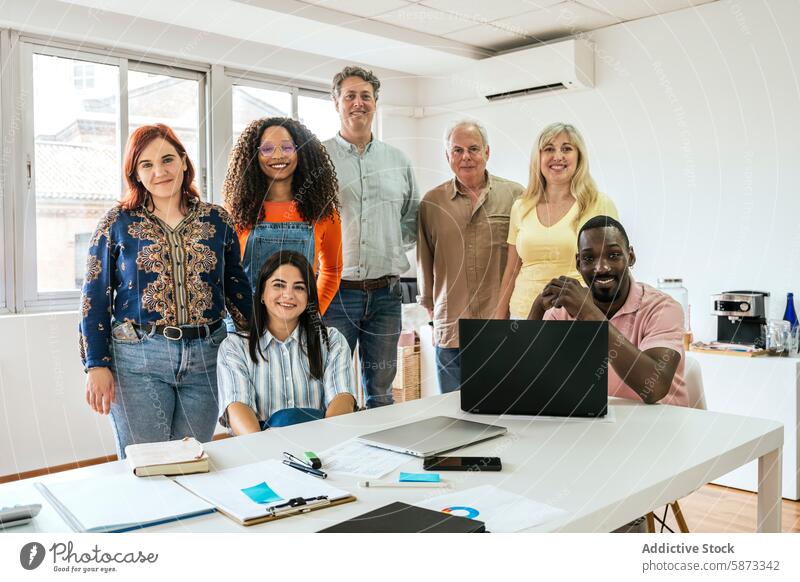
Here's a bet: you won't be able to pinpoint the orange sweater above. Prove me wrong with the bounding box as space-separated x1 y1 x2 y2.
237 201 343 315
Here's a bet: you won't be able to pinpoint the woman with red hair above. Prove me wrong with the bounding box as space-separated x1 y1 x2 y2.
79 124 252 458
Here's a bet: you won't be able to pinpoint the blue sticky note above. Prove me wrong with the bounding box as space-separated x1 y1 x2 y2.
399 472 441 483
241 481 282 504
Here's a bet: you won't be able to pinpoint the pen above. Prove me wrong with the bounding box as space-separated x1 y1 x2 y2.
282 459 327 479
283 451 311 467
358 481 452 489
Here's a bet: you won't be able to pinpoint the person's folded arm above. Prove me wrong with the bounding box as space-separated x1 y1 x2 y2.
527 281 560 320
548 277 682 404
606 329 680 404
609 299 684 404
226 402 262 435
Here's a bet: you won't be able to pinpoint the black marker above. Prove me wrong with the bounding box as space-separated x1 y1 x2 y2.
282 459 327 479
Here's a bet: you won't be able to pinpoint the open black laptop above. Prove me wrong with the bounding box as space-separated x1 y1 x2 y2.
459 319 608 418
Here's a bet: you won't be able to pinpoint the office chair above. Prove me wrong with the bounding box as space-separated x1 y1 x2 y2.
646 355 705 533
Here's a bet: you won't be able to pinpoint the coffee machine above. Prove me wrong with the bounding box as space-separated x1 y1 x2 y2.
711 290 769 348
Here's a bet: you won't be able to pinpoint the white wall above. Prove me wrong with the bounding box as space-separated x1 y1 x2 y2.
412 0 800 341
0 313 118 475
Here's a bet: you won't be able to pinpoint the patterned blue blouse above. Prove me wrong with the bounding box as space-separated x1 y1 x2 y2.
79 200 252 369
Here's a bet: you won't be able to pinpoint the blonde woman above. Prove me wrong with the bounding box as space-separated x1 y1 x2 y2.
494 123 618 319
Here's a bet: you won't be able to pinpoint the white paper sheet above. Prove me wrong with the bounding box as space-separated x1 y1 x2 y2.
320 439 411 479
415 485 568 532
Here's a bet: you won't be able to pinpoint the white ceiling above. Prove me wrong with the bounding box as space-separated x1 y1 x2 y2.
54 0 717 75
304 0 717 51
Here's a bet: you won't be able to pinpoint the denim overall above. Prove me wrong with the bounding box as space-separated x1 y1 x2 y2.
227 221 316 332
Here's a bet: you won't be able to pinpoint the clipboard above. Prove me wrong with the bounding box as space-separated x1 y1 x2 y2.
230 494 356 527
176 459 356 527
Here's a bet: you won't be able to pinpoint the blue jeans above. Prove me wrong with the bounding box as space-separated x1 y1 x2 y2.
109 323 227 459
435 346 461 394
324 284 401 408
259 407 325 429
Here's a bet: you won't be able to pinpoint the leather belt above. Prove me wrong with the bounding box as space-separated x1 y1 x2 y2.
134 319 223 341
339 276 396 291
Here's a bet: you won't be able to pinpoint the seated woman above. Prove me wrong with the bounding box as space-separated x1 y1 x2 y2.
217 250 357 435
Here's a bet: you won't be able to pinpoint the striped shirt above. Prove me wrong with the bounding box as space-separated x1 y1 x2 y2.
216 325 356 427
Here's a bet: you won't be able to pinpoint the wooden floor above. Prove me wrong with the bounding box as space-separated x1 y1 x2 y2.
655 484 800 533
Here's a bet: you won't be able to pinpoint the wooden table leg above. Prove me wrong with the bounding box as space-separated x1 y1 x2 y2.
670 501 689 533
757 447 782 532
646 512 655 533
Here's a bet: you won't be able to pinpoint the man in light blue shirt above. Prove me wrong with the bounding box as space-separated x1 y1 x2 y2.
323 65 419 408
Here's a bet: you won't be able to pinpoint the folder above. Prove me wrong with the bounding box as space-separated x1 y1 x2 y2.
34 474 215 533
318 501 486 533
175 459 355 526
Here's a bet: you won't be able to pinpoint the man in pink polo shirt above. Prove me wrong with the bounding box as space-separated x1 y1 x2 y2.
528 215 687 407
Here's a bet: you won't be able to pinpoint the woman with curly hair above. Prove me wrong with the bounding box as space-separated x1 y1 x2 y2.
223 117 342 315
494 122 618 319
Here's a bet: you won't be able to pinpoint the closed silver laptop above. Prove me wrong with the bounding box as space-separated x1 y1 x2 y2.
357 416 507 457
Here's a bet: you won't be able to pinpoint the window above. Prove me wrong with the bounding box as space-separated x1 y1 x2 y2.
22 45 207 307
32 53 119 293
72 62 95 90
298 91 339 142
128 69 201 175
231 85 339 143
73 232 91 288
232 85 291 139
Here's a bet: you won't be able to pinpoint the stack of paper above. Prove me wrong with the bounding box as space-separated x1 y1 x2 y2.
319 439 410 479
35 474 215 533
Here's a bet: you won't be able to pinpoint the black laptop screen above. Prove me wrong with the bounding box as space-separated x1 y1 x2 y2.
458 319 608 417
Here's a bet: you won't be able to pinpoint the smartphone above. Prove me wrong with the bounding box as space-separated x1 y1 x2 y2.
422 456 502 471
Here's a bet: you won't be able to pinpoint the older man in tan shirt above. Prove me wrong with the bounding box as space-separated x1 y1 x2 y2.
417 120 523 392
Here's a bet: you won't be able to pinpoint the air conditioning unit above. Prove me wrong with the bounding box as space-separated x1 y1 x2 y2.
419 38 594 112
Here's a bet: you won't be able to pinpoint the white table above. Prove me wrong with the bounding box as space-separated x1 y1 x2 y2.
0 394 783 533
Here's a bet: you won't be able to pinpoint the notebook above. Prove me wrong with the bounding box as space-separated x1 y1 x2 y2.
459 319 609 417
356 416 507 457
125 437 209 477
175 459 356 526
318 501 485 533
35 474 215 533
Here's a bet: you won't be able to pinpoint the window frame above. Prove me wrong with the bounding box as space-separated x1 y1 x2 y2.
17 41 210 312
0 29 13 314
